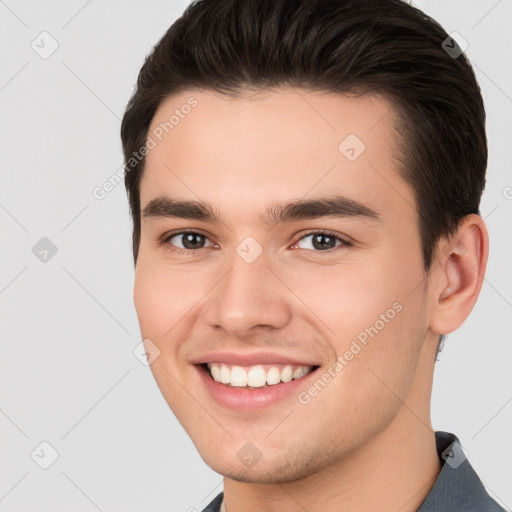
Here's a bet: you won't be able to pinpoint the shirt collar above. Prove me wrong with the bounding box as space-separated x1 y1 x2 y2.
416 431 505 511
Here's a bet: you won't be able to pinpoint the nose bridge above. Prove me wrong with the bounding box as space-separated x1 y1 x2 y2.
203 244 291 335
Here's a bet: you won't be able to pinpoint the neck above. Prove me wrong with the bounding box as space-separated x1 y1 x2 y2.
223 346 441 512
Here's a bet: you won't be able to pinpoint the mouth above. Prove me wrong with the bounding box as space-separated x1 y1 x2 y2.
201 362 319 389
195 361 321 411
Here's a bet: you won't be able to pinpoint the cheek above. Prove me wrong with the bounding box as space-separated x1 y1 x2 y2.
133 258 204 340
292 280 424 450
133 263 166 337
288 262 402 340
292 259 426 392
301 245 425 339
133 261 198 419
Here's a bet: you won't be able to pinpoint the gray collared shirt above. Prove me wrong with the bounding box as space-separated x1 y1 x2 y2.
201 431 507 511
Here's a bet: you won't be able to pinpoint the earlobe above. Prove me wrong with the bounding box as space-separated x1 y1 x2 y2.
430 215 489 335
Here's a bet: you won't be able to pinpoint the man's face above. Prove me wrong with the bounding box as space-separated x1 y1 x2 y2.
134 88 437 482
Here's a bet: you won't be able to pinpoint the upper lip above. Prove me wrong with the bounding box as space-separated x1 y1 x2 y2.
190 351 321 367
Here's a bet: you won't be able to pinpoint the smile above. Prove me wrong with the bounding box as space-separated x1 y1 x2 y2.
196 361 321 411
205 362 315 388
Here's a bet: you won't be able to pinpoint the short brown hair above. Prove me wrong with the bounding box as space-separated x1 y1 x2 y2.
121 0 487 272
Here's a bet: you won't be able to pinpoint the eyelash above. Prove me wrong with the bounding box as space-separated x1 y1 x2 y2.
159 230 352 256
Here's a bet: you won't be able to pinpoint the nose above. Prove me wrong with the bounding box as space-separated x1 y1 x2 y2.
201 250 292 338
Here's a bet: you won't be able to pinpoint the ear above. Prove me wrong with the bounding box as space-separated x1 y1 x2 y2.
429 214 489 335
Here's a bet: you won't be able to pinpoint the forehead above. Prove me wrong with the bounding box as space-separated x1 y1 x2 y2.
140 88 416 226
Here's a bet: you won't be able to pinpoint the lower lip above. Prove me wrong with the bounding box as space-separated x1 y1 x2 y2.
196 364 320 411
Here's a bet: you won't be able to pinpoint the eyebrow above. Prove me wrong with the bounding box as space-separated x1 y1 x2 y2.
141 194 380 224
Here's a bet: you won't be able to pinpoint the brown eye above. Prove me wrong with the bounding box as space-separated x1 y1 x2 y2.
163 231 214 253
294 231 350 251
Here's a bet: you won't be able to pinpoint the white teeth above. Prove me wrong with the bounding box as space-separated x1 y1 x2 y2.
281 365 293 383
230 365 247 387
206 362 314 388
293 366 307 379
210 364 221 382
266 366 281 385
247 366 267 387
220 364 231 384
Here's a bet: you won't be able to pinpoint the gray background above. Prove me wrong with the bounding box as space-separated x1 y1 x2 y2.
1 0 511 511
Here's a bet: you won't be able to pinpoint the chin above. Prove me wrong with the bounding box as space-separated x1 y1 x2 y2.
200 448 330 484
